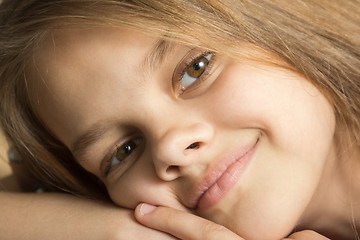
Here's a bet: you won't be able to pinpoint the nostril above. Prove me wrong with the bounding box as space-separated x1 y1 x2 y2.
166 165 179 174
186 142 200 150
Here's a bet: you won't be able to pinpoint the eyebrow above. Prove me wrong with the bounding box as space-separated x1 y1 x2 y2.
71 121 113 161
71 39 174 161
142 39 174 74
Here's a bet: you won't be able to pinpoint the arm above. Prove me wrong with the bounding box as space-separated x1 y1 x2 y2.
0 192 176 240
1 132 175 239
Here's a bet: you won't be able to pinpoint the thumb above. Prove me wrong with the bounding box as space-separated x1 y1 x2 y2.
135 203 244 240
283 230 330 240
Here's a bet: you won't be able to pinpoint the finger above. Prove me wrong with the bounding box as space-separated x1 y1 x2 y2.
135 203 244 240
284 230 330 240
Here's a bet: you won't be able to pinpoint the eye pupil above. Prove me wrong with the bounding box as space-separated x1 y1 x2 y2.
116 141 137 160
193 62 203 71
187 56 208 78
123 141 137 154
123 145 132 154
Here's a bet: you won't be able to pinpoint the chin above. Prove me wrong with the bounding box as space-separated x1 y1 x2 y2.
227 220 294 240
199 200 300 240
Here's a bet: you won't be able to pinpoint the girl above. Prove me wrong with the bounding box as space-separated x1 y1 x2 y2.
0 0 359 239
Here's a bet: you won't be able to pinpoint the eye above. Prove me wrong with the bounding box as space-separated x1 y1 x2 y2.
104 137 142 177
175 52 213 96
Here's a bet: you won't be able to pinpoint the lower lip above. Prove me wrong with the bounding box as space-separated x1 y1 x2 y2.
197 144 256 210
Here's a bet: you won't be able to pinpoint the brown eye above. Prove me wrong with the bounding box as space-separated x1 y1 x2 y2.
103 137 143 177
115 138 142 162
187 56 209 78
178 53 213 93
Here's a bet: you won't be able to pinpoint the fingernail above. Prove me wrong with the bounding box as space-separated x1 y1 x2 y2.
140 203 157 215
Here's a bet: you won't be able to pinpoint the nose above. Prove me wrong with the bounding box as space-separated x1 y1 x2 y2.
151 123 214 181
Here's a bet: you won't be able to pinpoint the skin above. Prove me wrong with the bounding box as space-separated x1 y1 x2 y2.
28 26 360 239
134 204 330 240
0 192 176 240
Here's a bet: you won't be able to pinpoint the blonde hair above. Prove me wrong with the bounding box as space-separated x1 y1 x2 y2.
0 0 359 197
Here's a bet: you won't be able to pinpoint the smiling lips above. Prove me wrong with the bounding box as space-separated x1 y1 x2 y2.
188 138 258 210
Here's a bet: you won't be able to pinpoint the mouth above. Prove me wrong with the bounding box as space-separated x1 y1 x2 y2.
187 137 259 210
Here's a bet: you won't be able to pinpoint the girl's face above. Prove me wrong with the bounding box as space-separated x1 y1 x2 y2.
30 27 336 239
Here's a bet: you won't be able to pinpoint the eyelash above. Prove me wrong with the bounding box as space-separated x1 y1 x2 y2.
174 50 215 96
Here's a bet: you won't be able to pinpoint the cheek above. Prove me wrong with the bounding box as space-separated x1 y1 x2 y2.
198 145 334 239
197 64 336 238
208 63 335 145
106 160 185 210
204 64 278 130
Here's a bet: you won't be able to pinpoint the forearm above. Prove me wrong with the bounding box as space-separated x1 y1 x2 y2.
0 192 114 239
0 192 174 240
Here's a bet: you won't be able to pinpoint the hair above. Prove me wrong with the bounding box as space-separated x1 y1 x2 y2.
0 0 359 198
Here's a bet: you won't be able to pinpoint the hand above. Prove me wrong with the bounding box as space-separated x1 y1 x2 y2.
134 203 244 240
283 230 330 240
134 203 330 240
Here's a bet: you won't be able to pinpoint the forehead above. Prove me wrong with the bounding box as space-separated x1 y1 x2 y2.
27 26 157 146
33 26 155 90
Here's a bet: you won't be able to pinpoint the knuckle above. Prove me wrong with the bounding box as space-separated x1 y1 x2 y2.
200 222 228 237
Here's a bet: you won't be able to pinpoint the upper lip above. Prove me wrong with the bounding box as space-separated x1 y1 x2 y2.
186 137 259 209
